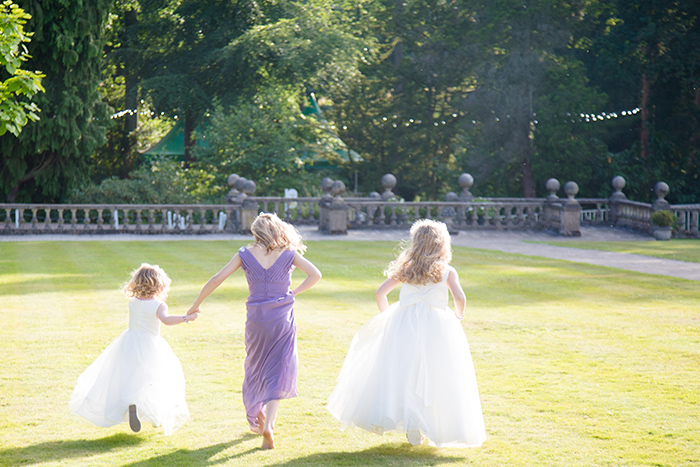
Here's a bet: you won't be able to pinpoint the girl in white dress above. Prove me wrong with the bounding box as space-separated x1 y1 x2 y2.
70 263 198 435
327 219 486 447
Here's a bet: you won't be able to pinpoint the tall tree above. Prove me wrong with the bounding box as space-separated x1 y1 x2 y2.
0 0 111 202
461 0 607 198
580 0 700 202
327 0 481 199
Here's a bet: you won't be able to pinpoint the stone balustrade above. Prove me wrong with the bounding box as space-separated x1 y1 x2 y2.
1 173 693 238
0 204 238 234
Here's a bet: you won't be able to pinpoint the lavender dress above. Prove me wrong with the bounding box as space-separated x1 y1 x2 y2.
239 247 298 430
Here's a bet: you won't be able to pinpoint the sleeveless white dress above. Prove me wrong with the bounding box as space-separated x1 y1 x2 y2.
327 267 486 447
69 298 189 435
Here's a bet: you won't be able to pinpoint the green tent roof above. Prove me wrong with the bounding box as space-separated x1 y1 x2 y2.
143 121 209 158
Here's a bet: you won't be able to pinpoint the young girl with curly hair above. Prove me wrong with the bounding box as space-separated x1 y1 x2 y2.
70 263 198 435
328 219 486 448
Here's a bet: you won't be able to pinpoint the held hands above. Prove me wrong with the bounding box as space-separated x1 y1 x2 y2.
184 311 200 323
186 305 200 316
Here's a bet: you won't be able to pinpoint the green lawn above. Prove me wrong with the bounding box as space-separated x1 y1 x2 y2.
1 239 698 466
538 239 700 263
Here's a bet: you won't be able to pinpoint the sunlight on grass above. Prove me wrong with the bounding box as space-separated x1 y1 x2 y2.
0 240 699 466
536 239 700 263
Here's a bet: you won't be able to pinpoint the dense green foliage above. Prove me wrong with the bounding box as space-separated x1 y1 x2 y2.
0 0 111 203
2 0 700 203
0 1 44 137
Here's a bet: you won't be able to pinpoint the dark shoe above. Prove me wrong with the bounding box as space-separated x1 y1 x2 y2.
128 404 141 432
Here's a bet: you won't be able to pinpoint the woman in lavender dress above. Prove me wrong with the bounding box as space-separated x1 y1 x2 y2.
188 213 321 449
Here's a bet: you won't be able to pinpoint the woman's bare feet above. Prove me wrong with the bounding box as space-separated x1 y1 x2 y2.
261 430 275 449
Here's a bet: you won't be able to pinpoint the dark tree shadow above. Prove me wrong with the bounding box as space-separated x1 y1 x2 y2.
119 434 257 466
265 443 465 467
0 433 143 465
120 440 464 467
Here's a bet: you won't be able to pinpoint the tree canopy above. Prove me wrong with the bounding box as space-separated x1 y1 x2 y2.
2 0 700 203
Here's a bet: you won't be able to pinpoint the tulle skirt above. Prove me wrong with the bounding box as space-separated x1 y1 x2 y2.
327 302 486 447
69 329 189 435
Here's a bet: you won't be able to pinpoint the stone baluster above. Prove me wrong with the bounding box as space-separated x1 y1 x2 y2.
95 208 104 230
44 208 52 229
146 209 155 232
30 208 38 229
70 209 78 228
135 209 143 230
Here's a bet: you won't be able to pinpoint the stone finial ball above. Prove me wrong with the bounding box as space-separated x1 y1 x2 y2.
368 191 381 199
321 177 334 192
242 180 256 195
227 174 240 187
445 192 459 201
655 181 669 199
234 176 248 191
564 181 579 198
331 180 346 196
381 173 397 190
612 175 626 191
546 178 560 193
458 173 474 189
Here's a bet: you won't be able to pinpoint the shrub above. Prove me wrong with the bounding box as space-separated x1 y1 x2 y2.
651 210 675 228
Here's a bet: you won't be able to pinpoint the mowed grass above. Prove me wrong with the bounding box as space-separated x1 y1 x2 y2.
539 239 700 263
0 239 698 467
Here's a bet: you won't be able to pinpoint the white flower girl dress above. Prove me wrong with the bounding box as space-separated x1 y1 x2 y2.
327 267 486 447
69 298 189 435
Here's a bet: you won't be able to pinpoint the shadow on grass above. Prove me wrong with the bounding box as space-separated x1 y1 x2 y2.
119 434 258 466
269 442 464 467
0 433 143 465
119 440 463 467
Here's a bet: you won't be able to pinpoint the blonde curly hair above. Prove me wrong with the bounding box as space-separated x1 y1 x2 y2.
385 219 452 285
124 263 171 299
250 212 306 254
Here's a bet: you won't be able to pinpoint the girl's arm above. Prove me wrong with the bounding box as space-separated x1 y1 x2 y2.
375 277 401 312
187 253 242 314
291 252 322 295
446 267 466 320
157 302 200 326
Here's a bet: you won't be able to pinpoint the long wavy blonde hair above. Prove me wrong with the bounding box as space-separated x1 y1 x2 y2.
251 212 307 254
385 219 452 284
124 263 171 299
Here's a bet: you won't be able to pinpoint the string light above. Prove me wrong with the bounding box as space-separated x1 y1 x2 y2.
111 104 642 130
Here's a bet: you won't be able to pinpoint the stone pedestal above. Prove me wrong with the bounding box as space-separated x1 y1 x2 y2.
560 181 581 236
320 180 348 234
326 203 349 234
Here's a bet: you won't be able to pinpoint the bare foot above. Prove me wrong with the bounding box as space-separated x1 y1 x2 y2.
261 430 275 450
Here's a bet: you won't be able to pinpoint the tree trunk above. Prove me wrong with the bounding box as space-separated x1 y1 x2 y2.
517 121 536 198
640 72 651 159
6 152 56 202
